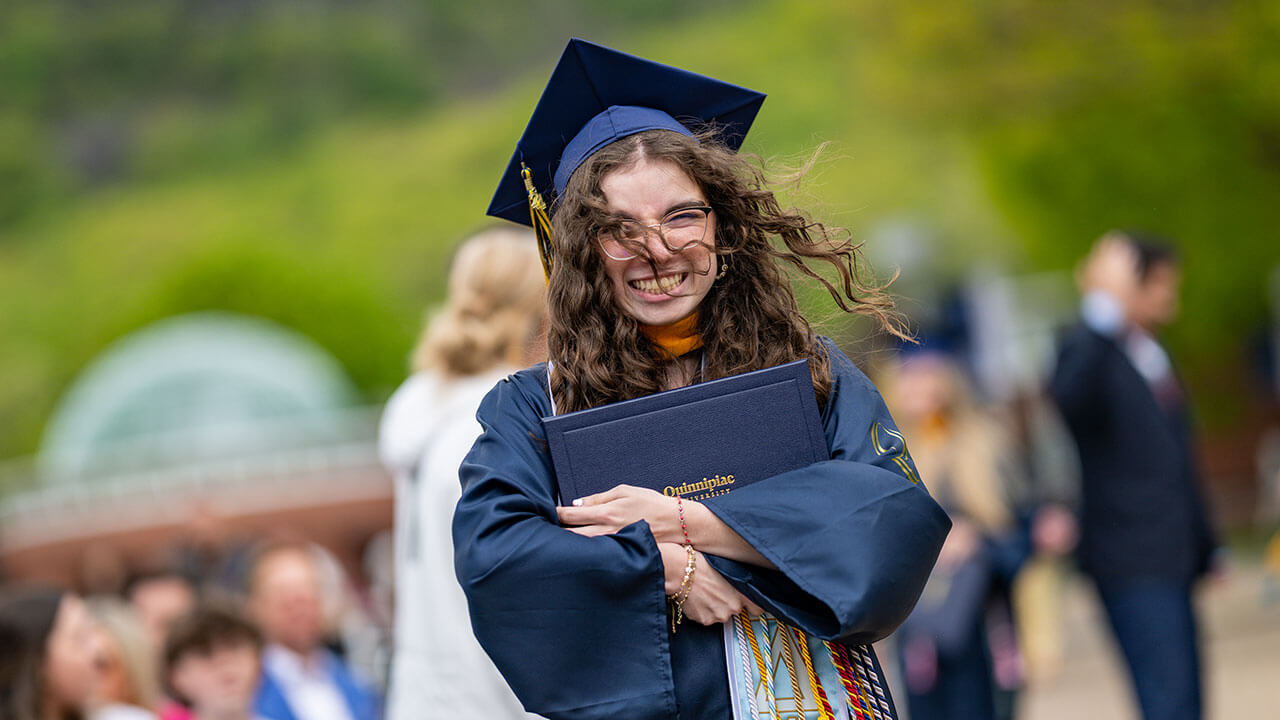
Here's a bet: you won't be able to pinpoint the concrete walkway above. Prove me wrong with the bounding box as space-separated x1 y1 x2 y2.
1021 563 1280 720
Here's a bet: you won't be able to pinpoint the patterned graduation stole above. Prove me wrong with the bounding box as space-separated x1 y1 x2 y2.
727 612 896 720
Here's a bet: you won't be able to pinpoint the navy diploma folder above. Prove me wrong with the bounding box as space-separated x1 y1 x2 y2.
542 359 827 504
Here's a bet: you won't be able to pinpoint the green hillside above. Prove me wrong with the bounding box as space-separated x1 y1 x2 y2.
1 0 1277 460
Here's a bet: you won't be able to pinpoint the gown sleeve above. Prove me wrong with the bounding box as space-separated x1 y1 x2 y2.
700 342 952 645
452 368 679 720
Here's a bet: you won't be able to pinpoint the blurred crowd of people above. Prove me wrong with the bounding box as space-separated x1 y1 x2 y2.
878 338 1078 720
1 540 385 720
0 227 547 720
879 229 1225 720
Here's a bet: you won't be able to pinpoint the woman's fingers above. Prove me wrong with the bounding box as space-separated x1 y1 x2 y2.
680 552 762 626
556 503 621 528
684 594 756 626
558 485 679 543
556 504 587 525
569 484 636 507
557 484 639 525
565 525 614 537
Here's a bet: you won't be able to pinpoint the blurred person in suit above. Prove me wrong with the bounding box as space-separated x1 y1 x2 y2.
1 588 102 720
87 598 160 720
1050 231 1219 720
246 543 380 720
378 226 547 719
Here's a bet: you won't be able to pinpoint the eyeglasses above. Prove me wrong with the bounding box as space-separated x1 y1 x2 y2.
597 206 713 261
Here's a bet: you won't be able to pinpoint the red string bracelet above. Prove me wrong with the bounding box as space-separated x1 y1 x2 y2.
676 494 691 546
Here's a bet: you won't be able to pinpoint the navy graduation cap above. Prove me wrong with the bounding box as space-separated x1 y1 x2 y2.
486 38 766 279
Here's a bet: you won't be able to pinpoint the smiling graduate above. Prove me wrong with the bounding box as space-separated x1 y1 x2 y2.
453 38 950 720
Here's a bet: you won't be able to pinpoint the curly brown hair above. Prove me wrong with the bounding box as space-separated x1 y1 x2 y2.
547 128 903 414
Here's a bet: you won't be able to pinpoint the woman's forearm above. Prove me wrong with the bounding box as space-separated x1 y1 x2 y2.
685 501 776 569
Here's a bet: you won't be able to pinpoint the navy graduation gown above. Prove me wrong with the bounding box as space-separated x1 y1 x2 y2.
453 342 950 719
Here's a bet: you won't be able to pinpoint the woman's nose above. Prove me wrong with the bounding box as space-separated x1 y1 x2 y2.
641 228 675 261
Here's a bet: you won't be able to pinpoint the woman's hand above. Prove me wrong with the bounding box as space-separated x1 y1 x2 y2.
660 543 763 626
557 484 682 543
558 484 777 569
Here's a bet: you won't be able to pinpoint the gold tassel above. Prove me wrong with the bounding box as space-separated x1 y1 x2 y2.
521 163 555 283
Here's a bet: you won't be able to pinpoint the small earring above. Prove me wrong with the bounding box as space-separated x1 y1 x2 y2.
715 256 729 281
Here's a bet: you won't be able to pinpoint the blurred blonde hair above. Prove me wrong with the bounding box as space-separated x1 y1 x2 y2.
412 227 547 376
87 596 161 710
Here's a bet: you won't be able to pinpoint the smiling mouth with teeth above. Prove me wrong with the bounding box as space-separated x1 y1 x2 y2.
629 273 686 295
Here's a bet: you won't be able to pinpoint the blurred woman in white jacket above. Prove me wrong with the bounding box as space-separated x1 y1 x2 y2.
378 227 547 719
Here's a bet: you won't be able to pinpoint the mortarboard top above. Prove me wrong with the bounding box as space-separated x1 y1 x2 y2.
487 38 767 227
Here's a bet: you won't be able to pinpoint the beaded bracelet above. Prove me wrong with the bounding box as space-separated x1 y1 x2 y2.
676 494 691 546
670 543 697 632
